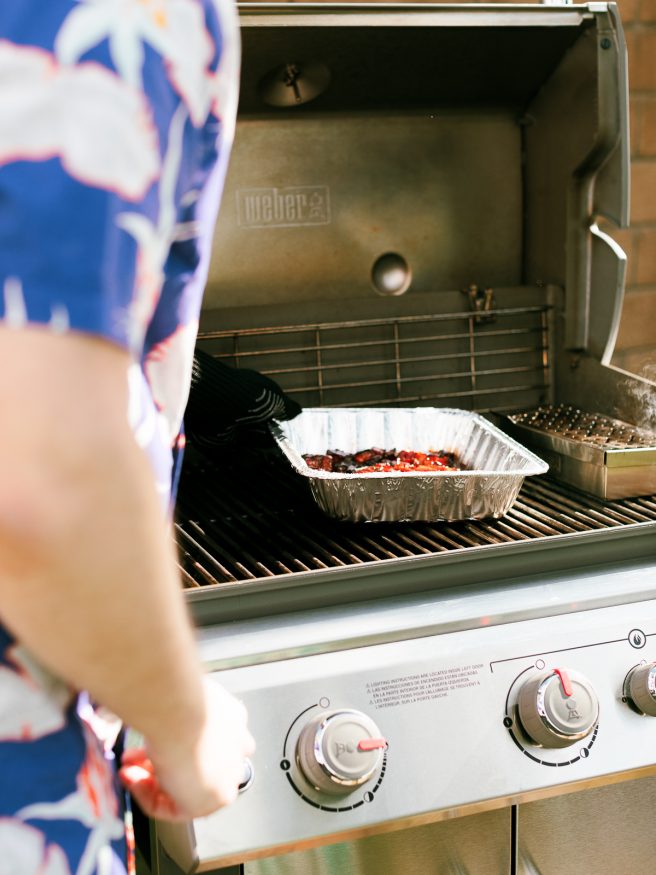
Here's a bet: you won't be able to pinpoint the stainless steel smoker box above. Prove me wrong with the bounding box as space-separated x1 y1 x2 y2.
504 405 656 500
272 407 548 522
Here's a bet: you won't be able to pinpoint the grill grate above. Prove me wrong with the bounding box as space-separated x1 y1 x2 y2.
509 405 656 450
197 303 551 414
175 438 656 588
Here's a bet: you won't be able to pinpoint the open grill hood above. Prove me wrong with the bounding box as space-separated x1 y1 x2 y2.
176 3 656 625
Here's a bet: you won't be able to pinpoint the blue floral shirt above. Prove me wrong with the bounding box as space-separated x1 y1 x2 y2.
0 1 239 871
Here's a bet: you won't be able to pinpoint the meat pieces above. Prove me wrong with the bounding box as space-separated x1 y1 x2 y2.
302 448 461 473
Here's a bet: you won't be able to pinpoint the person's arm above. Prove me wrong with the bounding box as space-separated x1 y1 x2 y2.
0 326 254 820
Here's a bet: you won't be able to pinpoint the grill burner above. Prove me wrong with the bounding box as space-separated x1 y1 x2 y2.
175 438 656 589
510 405 656 450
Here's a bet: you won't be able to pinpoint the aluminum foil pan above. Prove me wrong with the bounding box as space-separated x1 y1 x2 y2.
270 408 549 522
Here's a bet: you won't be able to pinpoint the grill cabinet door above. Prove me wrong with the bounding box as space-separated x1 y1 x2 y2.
517 776 656 874
244 808 511 875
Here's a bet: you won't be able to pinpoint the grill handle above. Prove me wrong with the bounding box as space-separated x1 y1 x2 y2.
565 4 629 353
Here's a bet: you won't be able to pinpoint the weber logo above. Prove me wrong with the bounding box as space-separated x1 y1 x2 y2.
237 186 330 228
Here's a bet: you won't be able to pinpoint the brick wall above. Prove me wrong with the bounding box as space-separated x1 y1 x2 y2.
617 0 656 378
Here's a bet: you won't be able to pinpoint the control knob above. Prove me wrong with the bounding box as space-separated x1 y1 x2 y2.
516 668 598 748
625 662 656 716
296 709 387 795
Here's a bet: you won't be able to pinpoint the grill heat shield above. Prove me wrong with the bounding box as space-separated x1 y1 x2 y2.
272 408 548 522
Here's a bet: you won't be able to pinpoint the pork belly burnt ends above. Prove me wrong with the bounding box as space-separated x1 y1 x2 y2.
302 448 462 473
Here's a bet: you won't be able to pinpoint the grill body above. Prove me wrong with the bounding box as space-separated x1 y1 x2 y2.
151 4 656 874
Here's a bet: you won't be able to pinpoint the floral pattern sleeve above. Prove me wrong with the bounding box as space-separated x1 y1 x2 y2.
0 1 240 872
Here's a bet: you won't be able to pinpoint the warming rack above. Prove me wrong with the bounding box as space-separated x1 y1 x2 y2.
197 302 551 413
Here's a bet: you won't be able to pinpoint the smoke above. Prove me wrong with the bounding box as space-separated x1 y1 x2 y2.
623 363 656 431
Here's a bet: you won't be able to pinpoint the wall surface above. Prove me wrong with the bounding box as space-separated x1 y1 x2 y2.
614 0 656 379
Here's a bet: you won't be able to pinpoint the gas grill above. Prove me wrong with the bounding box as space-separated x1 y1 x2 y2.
149 4 656 874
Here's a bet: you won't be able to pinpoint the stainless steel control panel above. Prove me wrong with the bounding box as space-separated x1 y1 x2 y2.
156 596 656 870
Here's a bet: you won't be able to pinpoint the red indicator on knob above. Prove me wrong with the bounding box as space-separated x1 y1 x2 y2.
554 668 573 697
357 737 387 752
